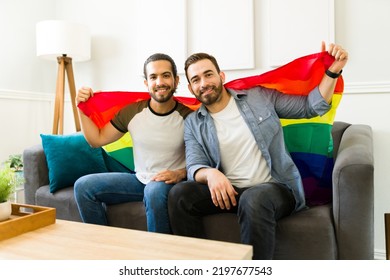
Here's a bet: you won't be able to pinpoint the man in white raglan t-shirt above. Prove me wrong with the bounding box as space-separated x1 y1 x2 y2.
74 53 193 234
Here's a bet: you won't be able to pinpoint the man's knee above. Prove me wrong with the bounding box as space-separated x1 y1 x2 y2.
239 184 277 212
74 175 91 198
169 181 199 213
143 182 173 206
238 183 294 217
169 181 192 200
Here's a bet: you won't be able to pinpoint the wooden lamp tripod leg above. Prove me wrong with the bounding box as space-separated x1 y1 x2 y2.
52 56 81 134
65 57 81 132
53 57 66 134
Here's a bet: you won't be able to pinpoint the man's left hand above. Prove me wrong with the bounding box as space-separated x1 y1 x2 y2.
322 41 349 73
151 169 186 184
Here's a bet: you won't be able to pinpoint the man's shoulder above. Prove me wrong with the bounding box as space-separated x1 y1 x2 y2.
184 106 206 128
115 99 149 123
121 98 149 108
228 86 278 107
227 86 273 96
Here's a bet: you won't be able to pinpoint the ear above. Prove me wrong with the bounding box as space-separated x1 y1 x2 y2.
143 79 148 88
219 71 226 84
187 84 195 96
175 76 180 88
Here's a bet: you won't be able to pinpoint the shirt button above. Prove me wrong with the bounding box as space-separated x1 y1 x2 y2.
259 117 263 122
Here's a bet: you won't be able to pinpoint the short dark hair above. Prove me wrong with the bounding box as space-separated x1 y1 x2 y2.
143 53 177 79
184 53 221 83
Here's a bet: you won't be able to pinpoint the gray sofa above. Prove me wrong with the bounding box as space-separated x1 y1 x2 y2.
23 121 374 259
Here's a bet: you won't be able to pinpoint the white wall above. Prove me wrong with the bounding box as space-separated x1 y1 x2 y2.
0 0 389 259
0 0 55 161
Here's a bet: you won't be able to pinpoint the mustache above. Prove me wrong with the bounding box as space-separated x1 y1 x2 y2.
155 86 170 91
200 85 216 94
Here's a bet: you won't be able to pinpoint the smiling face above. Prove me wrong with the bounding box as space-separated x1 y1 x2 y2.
144 60 179 103
186 59 225 106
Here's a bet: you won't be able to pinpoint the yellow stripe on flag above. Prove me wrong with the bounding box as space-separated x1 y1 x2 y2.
103 132 133 153
280 94 341 127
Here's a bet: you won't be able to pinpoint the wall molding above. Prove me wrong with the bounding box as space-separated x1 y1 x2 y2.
344 81 390 94
0 89 53 101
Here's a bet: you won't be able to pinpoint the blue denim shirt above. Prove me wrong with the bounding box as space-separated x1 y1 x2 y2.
184 86 331 211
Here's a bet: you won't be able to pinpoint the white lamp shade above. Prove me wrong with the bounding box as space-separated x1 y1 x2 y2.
36 20 91 62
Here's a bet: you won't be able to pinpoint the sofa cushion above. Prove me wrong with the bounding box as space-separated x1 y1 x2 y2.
40 133 108 193
202 204 337 260
274 204 337 259
106 201 147 230
36 185 82 222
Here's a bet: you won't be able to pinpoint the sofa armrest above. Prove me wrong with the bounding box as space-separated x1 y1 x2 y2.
332 124 374 259
23 144 49 205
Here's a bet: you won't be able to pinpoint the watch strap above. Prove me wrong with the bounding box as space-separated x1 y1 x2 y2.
325 69 343 79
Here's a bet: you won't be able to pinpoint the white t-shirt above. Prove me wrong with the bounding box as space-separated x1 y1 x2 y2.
210 96 272 188
111 99 192 184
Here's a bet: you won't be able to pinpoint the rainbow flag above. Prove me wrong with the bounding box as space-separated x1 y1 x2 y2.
78 51 343 206
224 52 343 206
78 94 200 171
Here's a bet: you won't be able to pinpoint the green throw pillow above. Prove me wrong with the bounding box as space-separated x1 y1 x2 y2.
40 133 108 193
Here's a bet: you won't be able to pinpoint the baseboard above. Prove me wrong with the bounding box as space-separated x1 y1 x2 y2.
374 249 386 260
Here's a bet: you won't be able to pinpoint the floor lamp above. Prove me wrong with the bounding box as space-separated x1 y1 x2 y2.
36 20 91 135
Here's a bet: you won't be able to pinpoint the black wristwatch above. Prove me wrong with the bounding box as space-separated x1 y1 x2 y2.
325 69 343 79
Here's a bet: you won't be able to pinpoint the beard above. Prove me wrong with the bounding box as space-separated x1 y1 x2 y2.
195 80 224 106
149 86 176 103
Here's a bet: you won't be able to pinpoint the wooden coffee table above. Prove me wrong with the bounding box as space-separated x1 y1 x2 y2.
0 219 252 260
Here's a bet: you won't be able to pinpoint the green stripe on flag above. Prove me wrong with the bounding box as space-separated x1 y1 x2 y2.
282 123 333 156
106 147 135 171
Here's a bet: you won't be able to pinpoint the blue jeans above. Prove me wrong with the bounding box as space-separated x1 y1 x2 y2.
168 181 295 259
74 172 174 233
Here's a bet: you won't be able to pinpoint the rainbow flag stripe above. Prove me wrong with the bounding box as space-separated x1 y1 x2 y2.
103 132 135 171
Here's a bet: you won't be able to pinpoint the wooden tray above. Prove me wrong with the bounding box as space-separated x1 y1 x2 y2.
0 203 56 241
